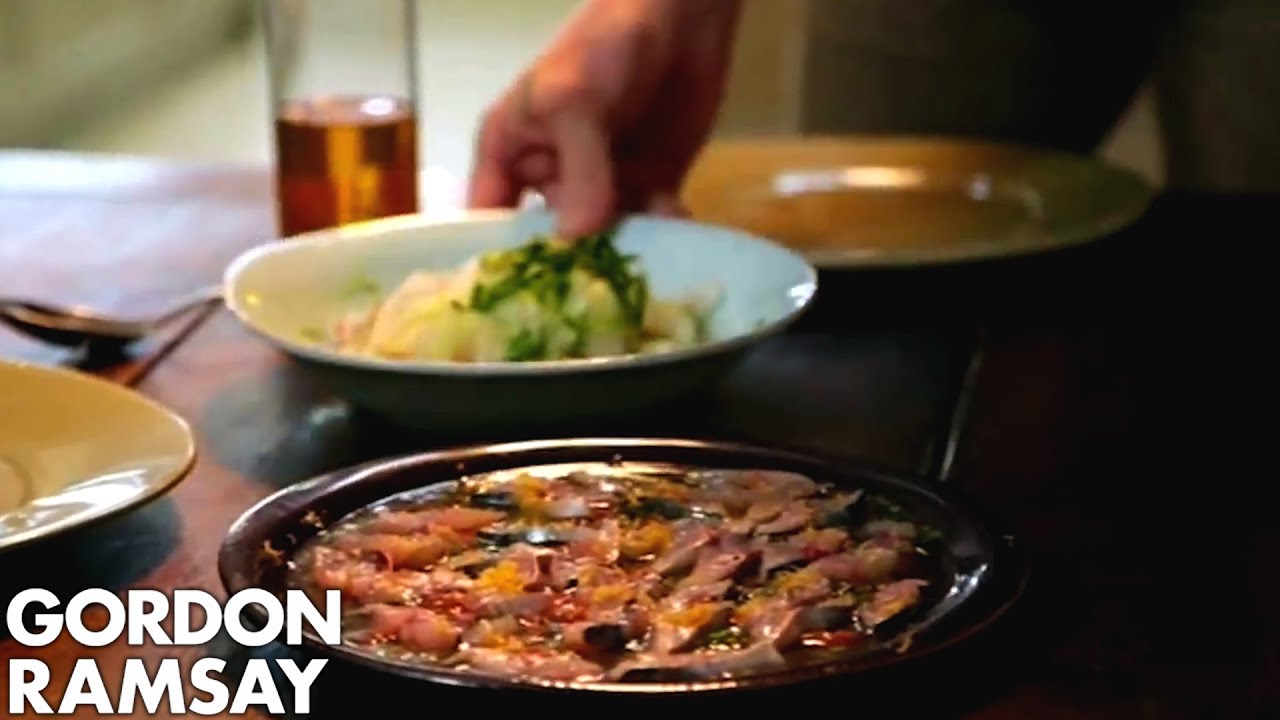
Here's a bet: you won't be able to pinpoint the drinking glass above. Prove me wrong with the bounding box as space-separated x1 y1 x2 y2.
261 0 420 237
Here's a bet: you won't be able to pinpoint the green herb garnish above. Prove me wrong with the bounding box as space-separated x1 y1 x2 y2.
574 232 648 327
564 314 589 356
702 626 747 650
300 326 326 343
469 237 575 312
467 230 648 331
470 267 532 311
505 328 547 361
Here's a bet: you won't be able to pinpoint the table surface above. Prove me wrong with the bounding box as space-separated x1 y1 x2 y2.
0 150 1274 719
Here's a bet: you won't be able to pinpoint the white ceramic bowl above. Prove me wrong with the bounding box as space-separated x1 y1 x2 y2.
223 209 816 433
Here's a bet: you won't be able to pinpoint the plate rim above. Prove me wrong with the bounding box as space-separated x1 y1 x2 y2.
221 210 819 377
218 436 1029 695
683 134 1155 269
0 361 198 552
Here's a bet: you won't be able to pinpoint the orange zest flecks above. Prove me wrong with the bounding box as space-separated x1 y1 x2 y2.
663 602 721 628
773 566 822 593
620 522 673 558
475 560 526 596
511 474 550 516
733 597 768 625
590 583 634 608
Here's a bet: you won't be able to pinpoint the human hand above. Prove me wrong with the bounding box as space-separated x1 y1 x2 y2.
467 0 742 237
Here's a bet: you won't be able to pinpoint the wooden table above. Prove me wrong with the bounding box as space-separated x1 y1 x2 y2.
1 151 1275 719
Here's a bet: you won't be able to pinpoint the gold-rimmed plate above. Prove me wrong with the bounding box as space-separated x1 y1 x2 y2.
681 135 1153 268
0 361 196 551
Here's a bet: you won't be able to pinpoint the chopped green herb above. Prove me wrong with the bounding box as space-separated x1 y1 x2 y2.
469 270 527 311
467 230 648 331
470 237 569 312
695 311 711 339
702 626 747 649
564 314 589 356
575 232 648 327
300 326 326 343
505 328 547 361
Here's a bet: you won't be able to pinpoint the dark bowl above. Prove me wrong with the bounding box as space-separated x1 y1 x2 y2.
219 437 1027 697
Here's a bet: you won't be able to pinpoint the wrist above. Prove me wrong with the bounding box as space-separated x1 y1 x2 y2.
659 0 742 25
619 0 742 30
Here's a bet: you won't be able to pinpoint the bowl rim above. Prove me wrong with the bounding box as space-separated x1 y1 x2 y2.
221 210 818 377
217 436 1029 695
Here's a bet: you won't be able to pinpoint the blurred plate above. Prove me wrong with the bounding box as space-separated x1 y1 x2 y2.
681 136 1152 268
0 362 196 551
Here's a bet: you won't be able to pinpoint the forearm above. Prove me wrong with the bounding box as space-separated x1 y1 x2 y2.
651 0 744 41
645 0 743 78
578 0 741 42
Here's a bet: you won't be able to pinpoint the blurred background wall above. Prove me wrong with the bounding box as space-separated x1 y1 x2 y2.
0 0 1161 193
0 0 252 147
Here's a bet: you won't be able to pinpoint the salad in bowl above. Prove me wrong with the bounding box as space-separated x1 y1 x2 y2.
222 209 815 431
328 232 721 363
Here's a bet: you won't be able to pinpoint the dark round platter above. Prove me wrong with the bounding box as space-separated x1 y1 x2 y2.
219 438 1028 698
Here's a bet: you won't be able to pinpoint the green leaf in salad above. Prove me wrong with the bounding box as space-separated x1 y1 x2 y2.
467 229 649 331
563 314 589 356
505 328 547 361
573 231 648 328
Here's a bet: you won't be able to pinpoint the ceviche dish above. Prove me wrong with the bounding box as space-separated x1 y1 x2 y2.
288 464 942 684
321 232 720 363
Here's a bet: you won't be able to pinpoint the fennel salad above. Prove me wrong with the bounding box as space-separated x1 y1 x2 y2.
316 233 721 363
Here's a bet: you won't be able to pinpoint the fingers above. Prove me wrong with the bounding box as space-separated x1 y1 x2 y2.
468 83 617 240
513 151 557 187
469 94 677 235
646 190 689 219
547 108 616 237
467 107 520 209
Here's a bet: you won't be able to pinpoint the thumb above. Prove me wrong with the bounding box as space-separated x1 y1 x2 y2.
549 108 616 237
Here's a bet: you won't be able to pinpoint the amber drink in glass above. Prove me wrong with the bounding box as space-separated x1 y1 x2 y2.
262 0 420 237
